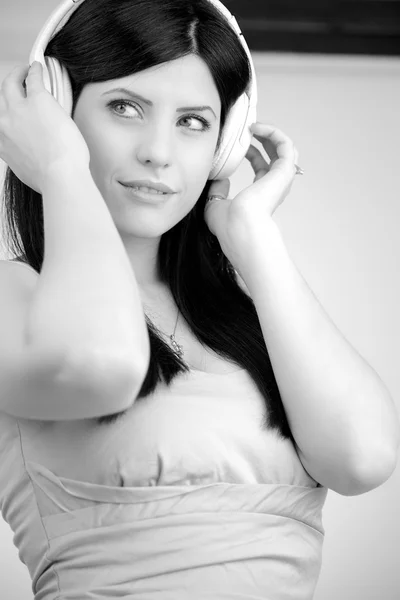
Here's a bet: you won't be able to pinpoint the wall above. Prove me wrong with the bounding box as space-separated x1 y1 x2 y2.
1 50 399 599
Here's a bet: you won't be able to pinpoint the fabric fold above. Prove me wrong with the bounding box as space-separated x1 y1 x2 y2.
25 461 328 600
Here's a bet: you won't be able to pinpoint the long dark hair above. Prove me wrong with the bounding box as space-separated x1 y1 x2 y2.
1 0 294 443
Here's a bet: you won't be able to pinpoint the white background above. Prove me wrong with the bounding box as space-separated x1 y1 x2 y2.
0 1 400 597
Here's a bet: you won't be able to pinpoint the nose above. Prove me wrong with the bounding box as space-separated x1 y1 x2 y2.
135 120 174 168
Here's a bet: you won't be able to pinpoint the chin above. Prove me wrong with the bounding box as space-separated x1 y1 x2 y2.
119 225 165 239
116 217 171 239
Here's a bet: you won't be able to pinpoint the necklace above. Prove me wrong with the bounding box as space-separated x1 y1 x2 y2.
142 295 184 358
169 308 184 357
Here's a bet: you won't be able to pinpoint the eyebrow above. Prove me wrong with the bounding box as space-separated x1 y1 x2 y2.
102 88 217 119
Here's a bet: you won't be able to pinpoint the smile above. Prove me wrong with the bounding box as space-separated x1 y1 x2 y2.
127 185 166 195
120 183 173 204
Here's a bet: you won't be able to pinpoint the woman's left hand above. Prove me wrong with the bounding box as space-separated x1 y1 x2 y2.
204 122 301 271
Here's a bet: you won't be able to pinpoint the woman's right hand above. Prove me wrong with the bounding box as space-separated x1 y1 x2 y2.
0 61 90 194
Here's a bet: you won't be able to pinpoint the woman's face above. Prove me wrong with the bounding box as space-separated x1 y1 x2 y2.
73 54 222 239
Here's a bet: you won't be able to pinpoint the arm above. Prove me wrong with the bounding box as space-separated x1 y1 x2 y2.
26 161 150 399
237 221 400 496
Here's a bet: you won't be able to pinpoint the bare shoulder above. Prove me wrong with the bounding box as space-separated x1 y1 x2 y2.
0 257 39 288
4 256 38 272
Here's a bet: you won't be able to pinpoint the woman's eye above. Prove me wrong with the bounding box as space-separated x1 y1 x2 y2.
107 100 211 132
108 100 140 118
180 115 211 132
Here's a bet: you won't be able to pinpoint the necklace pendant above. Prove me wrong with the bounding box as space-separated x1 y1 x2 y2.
170 334 184 357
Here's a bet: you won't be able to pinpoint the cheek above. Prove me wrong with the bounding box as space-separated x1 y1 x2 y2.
86 128 122 175
89 127 114 156
184 142 216 185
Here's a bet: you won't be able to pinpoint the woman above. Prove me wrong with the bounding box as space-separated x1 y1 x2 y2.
0 0 398 598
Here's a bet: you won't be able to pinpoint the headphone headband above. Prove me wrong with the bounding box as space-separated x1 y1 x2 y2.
29 0 258 180
30 0 85 66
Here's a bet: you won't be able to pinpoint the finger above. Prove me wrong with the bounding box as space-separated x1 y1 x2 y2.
250 128 279 162
246 144 270 182
1 64 30 100
24 61 45 95
251 123 296 167
252 130 294 164
253 135 279 163
208 177 230 200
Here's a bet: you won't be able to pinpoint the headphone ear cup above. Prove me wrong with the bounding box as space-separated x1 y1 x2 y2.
210 93 253 181
44 56 74 116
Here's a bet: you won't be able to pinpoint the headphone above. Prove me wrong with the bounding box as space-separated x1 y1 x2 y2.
29 0 258 181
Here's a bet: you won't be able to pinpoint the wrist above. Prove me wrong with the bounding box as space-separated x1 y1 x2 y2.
233 219 283 282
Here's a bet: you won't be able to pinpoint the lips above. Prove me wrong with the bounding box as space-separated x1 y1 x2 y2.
120 180 175 194
120 184 173 204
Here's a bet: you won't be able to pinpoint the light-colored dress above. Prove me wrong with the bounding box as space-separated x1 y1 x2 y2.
0 333 328 600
